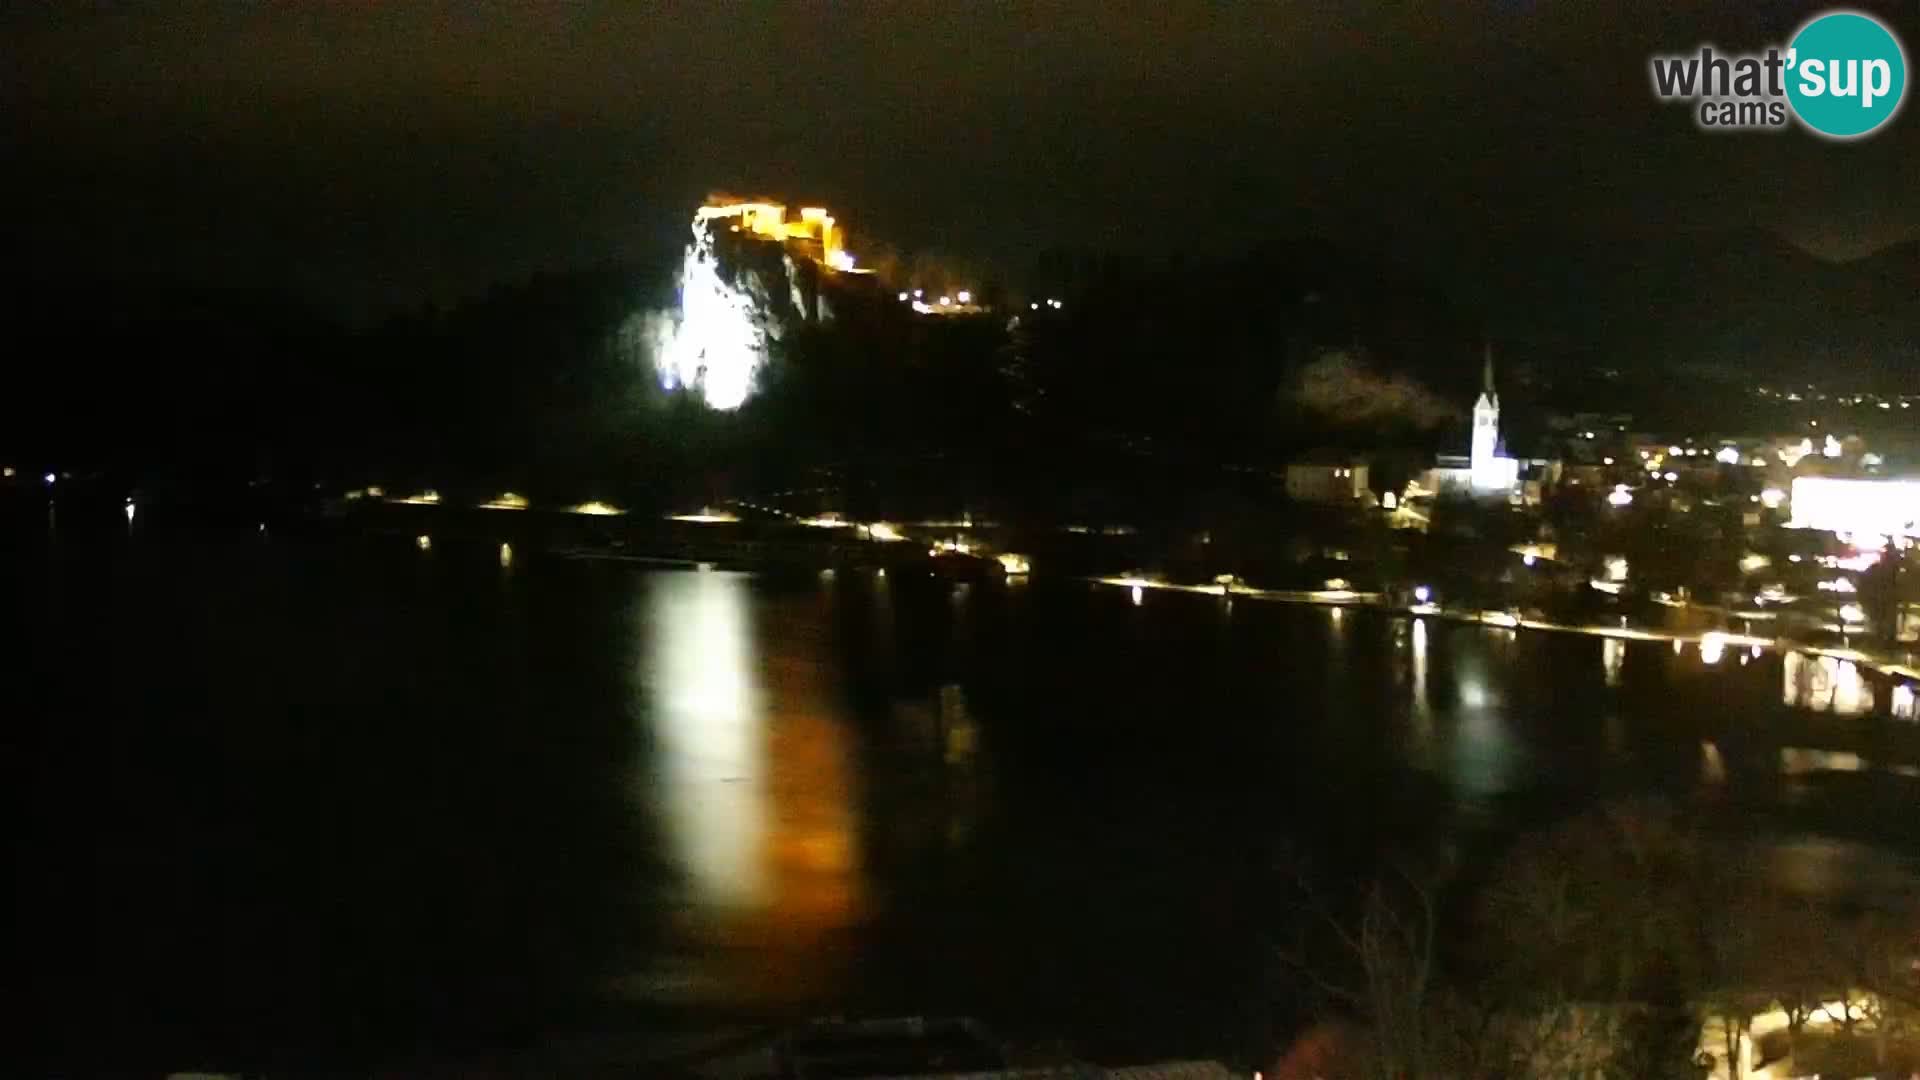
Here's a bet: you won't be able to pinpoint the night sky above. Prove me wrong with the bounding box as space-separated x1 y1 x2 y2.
7 2 1917 315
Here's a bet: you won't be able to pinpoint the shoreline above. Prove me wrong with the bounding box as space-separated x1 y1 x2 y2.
1084 574 1920 684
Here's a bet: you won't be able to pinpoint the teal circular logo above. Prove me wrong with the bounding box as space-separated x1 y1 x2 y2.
1786 11 1907 138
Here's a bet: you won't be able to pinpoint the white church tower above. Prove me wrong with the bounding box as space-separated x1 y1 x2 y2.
1471 344 1499 474
1470 343 1514 492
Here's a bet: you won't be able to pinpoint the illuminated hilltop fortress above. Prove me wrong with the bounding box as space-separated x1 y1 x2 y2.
653 197 978 409
651 198 860 409
696 201 863 274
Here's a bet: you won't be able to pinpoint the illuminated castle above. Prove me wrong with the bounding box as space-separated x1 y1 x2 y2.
652 196 978 410
695 200 865 273
654 198 871 410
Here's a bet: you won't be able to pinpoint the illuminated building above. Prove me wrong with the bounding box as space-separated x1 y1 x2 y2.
1469 345 1519 492
1429 344 1519 496
1788 476 1920 540
1285 453 1370 505
653 195 980 409
655 197 869 410
1783 651 1875 715
694 200 856 272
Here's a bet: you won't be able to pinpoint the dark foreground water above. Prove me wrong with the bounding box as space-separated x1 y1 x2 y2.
11 523 1920 1072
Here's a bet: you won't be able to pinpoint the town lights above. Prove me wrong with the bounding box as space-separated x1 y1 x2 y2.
1699 632 1726 665
1414 585 1432 604
1788 477 1920 539
1607 485 1633 507
956 290 971 304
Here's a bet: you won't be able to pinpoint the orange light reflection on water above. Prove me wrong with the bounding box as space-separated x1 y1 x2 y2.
637 571 864 1006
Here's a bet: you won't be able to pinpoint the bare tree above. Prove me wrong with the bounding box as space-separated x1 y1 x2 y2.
1273 863 1468 1079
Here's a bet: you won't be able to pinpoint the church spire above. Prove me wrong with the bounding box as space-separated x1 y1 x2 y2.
1482 341 1495 398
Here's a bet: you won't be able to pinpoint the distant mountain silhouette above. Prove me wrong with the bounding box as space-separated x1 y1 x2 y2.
1516 229 1919 387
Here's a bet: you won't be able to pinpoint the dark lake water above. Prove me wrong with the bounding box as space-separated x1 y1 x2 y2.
12 524 1920 1071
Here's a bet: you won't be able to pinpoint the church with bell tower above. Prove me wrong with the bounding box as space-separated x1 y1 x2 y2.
1428 342 1519 496
1469 343 1514 491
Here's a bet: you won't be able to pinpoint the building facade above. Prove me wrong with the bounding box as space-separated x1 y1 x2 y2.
1426 345 1518 497
1285 459 1371 505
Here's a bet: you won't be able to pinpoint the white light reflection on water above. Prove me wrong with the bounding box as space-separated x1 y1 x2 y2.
1410 618 1430 721
1602 637 1625 687
645 571 767 908
1780 747 1866 775
1698 632 1725 665
634 570 865 1004
1448 644 1519 798
1390 619 1522 796
1783 651 1876 716
1399 616 1439 772
1700 740 1727 785
1327 604 1347 661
